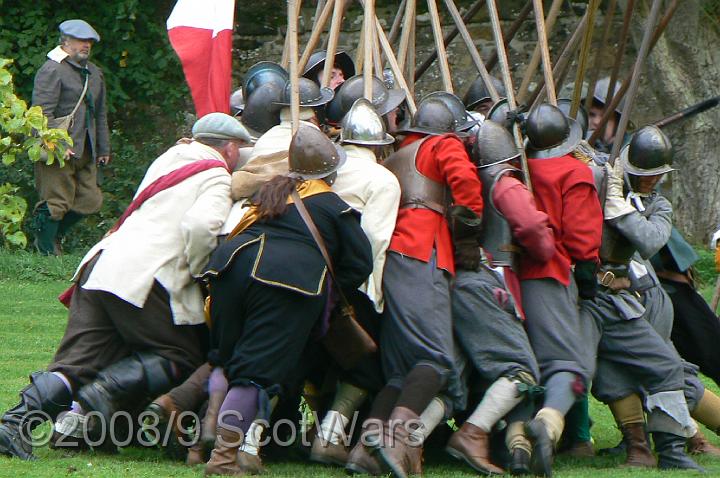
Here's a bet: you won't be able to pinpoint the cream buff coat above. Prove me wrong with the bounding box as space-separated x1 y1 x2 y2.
75 141 232 325
333 144 400 312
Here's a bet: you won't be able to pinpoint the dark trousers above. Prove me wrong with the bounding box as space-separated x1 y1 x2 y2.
665 279 720 386
49 255 205 390
209 244 326 392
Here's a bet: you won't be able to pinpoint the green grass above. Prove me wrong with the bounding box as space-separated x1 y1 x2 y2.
0 249 719 476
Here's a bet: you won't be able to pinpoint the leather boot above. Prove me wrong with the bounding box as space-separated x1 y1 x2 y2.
688 430 720 457
32 204 60 256
310 433 349 466
202 386 227 454
186 442 206 466
204 426 245 476
0 371 72 460
237 450 265 474
653 432 705 472
509 448 531 476
374 407 422 478
78 352 178 438
145 394 186 460
524 419 554 478
346 420 383 476
446 422 504 475
406 443 423 475
620 423 656 467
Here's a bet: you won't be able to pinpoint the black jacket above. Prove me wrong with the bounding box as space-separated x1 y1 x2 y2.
203 192 373 296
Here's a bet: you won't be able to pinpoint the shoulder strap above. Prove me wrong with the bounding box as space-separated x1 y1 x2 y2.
290 188 350 306
68 72 89 119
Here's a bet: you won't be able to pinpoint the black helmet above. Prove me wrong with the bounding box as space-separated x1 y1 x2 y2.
303 50 356 86
335 75 406 119
423 91 479 132
397 98 457 136
241 82 283 138
621 125 674 176
463 76 506 110
487 98 512 131
288 125 347 180
525 103 582 159
585 77 625 115
473 120 520 168
243 62 288 101
274 77 334 107
556 98 589 136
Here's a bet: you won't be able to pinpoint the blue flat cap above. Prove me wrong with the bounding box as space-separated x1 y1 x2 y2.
59 19 100 42
192 112 253 142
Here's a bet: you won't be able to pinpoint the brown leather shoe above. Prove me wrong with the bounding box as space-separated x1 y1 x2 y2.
406 442 424 475
688 430 720 457
202 388 227 449
621 423 656 468
346 421 384 476
186 442 205 466
374 407 422 478
563 440 595 458
237 450 265 474
310 434 349 466
446 422 505 475
204 426 245 476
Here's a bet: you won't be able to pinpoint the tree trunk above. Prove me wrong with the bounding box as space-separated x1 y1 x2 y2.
630 0 720 244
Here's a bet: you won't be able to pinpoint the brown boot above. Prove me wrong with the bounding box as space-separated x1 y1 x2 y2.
204 427 245 476
374 407 422 478
406 443 424 475
310 434 349 466
202 387 227 451
688 430 720 457
621 423 656 468
146 394 186 460
446 422 505 475
346 420 383 476
186 442 205 466
237 450 265 474
563 440 595 458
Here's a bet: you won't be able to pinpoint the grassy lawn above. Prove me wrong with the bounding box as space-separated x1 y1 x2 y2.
0 249 718 477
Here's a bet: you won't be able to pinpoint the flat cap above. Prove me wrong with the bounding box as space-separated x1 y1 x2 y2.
192 112 252 142
59 19 100 42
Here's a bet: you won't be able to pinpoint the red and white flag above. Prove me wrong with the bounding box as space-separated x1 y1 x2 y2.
167 0 235 117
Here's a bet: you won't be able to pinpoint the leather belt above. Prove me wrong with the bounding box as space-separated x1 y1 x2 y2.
597 271 632 291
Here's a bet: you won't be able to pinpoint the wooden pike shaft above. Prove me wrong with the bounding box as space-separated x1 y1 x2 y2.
517 0 564 103
414 0 484 81
288 0 301 134
426 0 454 93
582 0 617 114
363 0 375 99
388 0 407 47
603 0 634 113
607 0 664 163
443 0 499 102
373 12 418 114
322 0 345 88
588 0 679 145
299 0 334 73
397 0 416 70
569 0 601 117
532 0 557 106
486 0 532 193
485 0 533 73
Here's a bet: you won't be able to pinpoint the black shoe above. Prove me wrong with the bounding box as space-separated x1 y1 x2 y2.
509 448 531 476
597 437 626 456
525 419 553 478
653 432 706 472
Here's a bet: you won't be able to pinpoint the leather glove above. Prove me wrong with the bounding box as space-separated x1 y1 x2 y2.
454 239 482 271
604 161 635 220
574 260 598 300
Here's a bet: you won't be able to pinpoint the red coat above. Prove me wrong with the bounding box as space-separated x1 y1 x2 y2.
517 155 602 285
389 133 484 275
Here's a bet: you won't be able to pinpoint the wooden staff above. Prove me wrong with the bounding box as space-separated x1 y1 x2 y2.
607 0 664 163
531 0 558 106
299 0 334 73
427 0 454 93
397 0 416 71
581 0 617 116
288 0 301 133
312 0 327 32
484 0 534 73
517 0 564 104
372 11 418 114
443 0 499 102
406 9 416 96
569 0 601 117
486 0 532 193
588 0 679 145
387 0 408 47
527 7 590 107
363 0 375 99
414 0 484 81
322 0 345 87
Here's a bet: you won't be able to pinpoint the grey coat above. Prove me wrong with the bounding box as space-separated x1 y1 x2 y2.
32 57 110 160
608 192 672 260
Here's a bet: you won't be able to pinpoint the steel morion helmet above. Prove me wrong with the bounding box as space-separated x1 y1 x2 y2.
525 103 582 159
463 76 506 110
340 98 395 146
243 62 289 101
621 125 674 176
423 91 479 132
288 125 347 180
586 77 625 116
303 50 356 86
473 120 520 168
241 82 284 138
335 75 406 118
275 77 334 107
397 98 457 136
556 98 589 137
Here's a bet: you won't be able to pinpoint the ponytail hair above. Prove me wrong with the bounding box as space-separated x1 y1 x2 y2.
252 175 302 220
